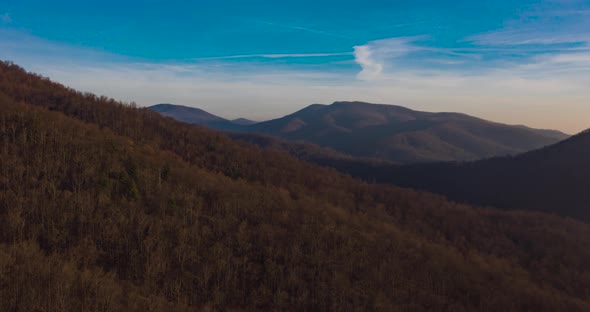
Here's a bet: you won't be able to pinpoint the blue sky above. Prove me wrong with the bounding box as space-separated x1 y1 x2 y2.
1 0 589 132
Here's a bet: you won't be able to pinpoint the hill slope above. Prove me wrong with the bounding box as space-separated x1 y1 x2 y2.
150 103 244 130
246 101 569 163
231 117 257 125
1 61 590 311
215 122 590 222
355 129 590 221
303 128 590 221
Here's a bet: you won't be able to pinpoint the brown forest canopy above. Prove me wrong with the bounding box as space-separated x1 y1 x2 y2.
1 61 590 311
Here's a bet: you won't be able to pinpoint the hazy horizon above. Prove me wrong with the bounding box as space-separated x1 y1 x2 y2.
1 0 589 133
150 101 578 135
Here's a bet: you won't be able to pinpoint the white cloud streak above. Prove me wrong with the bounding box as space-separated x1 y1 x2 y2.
1 30 590 133
353 45 382 80
256 20 349 39
468 29 590 46
467 2 590 46
353 37 423 81
194 52 352 61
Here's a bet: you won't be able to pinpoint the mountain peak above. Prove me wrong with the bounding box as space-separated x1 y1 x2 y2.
231 118 257 126
330 100 411 110
247 101 569 163
149 101 570 164
149 103 228 125
148 104 258 130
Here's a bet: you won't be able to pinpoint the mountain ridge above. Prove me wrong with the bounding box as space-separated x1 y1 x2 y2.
149 103 246 130
151 101 570 163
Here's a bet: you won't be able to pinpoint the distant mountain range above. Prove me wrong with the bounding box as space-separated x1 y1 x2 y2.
150 102 569 163
150 101 589 221
150 104 257 129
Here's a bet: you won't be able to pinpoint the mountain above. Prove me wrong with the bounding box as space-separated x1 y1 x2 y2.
150 103 225 124
246 101 569 163
229 130 590 222
382 129 590 221
231 118 257 125
515 125 569 141
151 102 569 164
149 103 245 130
2 61 590 311
306 129 590 221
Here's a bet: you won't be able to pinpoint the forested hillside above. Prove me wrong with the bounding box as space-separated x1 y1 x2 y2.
313 131 590 222
1 61 590 311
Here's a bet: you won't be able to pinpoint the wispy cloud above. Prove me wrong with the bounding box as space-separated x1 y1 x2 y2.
447 2 590 90
0 29 131 64
468 29 590 46
552 9 590 17
256 20 349 39
194 52 352 61
353 37 424 80
520 52 590 75
547 53 590 64
353 45 382 80
467 2 590 46
1 13 11 23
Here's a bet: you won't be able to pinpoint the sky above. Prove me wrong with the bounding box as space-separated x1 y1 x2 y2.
1 0 589 133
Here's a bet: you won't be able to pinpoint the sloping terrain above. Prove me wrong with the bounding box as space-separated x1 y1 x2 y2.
150 103 243 130
222 130 590 222
150 102 569 163
246 101 569 163
1 61 590 311
231 118 257 125
334 129 590 222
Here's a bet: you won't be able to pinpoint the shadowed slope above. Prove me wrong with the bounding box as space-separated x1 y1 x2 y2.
383 129 590 221
149 103 244 130
306 129 590 222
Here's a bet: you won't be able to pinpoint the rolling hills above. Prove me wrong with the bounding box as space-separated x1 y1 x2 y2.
2 61 590 311
221 129 590 222
333 129 590 222
149 103 250 130
151 102 569 163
